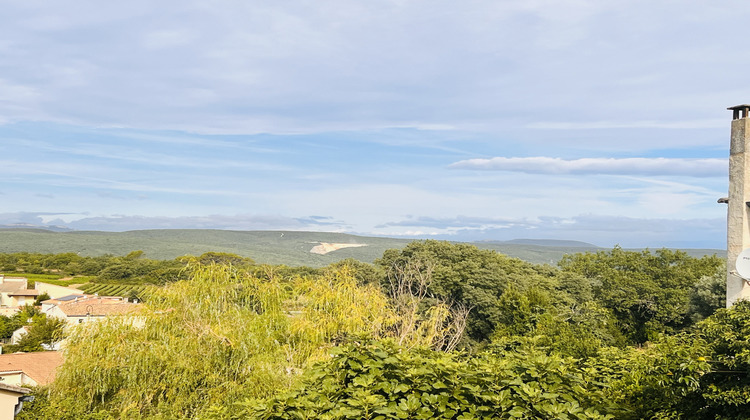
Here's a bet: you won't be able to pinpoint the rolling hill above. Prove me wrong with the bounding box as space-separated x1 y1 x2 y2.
0 228 725 267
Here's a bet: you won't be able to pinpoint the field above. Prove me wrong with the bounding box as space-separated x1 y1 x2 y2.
78 283 150 298
0 273 95 288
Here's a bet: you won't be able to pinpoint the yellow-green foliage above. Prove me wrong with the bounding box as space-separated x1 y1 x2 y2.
42 263 441 419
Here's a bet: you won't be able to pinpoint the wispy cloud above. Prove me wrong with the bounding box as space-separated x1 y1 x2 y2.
0 212 78 226
449 157 726 177
0 212 349 232
376 215 530 230
6 138 288 171
376 214 726 248
528 119 725 130
0 1 744 135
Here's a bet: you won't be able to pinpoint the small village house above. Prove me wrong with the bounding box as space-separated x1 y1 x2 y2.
43 295 142 326
0 276 35 316
34 282 84 300
0 351 62 387
0 383 30 420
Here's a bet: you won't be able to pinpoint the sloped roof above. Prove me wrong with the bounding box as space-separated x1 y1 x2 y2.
0 351 63 386
40 294 88 305
55 297 142 317
56 294 83 302
0 277 27 281
0 281 26 294
0 382 30 394
8 289 40 297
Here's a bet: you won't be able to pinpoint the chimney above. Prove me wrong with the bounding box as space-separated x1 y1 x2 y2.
726 104 750 306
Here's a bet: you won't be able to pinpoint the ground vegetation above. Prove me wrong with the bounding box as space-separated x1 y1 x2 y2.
10 241 737 419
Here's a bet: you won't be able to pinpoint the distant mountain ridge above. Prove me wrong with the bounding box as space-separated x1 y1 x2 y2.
0 224 73 232
482 239 598 248
0 228 725 267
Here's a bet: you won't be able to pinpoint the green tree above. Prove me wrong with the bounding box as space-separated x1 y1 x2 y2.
687 262 726 323
377 240 600 346
4 315 64 353
0 315 22 339
31 263 457 419
34 292 51 306
323 258 382 286
191 251 255 266
579 301 750 419
43 252 83 269
96 263 134 281
683 300 750 418
124 250 145 260
559 247 723 343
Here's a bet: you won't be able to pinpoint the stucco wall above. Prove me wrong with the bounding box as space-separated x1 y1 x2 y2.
0 385 28 420
0 372 26 387
35 282 84 300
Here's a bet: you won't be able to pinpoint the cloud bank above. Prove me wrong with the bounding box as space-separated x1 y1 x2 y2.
0 212 726 249
0 212 350 232
376 214 726 249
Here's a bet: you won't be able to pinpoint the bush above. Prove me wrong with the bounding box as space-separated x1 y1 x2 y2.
244 339 613 419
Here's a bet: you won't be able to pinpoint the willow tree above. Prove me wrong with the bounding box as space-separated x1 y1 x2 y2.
29 263 461 419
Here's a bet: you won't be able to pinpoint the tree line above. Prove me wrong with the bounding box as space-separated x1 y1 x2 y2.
0 250 259 284
9 241 743 419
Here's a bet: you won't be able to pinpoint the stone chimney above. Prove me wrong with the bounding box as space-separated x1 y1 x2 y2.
726 104 750 306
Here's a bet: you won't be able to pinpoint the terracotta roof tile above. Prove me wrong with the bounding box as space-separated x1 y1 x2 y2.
56 297 142 317
0 282 26 294
0 382 30 394
8 289 40 297
0 351 63 386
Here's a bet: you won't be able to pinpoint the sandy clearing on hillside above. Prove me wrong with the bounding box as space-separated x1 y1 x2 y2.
309 242 368 255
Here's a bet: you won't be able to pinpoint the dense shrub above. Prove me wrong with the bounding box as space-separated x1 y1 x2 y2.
243 339 613 420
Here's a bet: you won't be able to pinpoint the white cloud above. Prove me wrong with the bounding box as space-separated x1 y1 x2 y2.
0 79 41 118
142 29 194 50
528 119 726 130
0 1 741 249
449 157 726 177
0 212 349 232
375 214 726 248
0 0 748 136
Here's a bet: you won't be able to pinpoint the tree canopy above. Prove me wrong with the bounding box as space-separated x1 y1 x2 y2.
11 243 737 419
559 247 724 343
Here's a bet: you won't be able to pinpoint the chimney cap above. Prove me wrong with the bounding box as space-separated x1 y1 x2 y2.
728 104 750 110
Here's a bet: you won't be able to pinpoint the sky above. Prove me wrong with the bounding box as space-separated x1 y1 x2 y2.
1 0 749 248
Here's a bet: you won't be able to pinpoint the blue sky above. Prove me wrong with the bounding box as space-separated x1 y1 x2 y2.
1 0 748 248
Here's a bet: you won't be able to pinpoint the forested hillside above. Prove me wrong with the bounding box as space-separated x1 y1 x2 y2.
0 228 724 266
8 241 744 419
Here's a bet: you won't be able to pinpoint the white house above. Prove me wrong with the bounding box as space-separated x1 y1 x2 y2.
8 326 30 346
43 295 142 326
0 276 36 315
34 282 85 300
